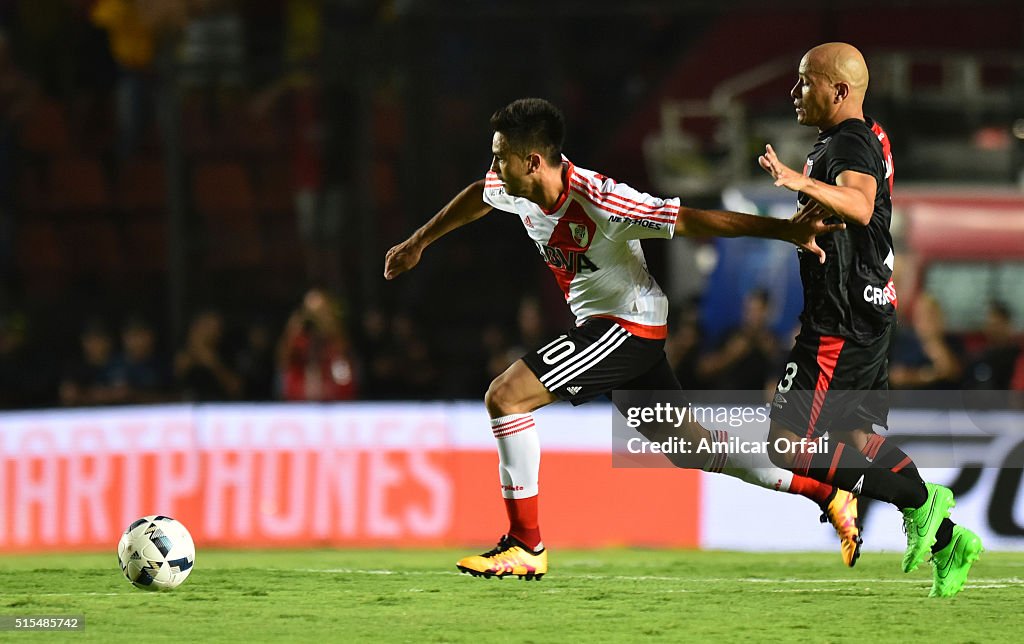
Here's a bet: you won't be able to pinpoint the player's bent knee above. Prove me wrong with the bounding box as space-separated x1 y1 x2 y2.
484 377 514 417
484 373 534 417
485 360 556 417
831 426 872 452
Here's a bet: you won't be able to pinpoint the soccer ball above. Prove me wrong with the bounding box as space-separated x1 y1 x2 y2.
117 515 196 591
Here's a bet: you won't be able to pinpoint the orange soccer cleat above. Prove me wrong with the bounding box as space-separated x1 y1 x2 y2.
821 489 863 567
456 535 547 580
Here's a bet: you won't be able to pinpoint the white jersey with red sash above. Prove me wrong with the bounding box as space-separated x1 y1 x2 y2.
482 159 678 339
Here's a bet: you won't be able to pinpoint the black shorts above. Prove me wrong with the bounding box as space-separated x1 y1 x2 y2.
521 318 680 405
769 327 891 438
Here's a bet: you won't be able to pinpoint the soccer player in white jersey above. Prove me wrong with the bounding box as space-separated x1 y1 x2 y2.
385 98 861 579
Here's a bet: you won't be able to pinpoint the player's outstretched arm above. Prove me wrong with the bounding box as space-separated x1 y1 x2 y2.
384 180 491 280
674 201 844 263
758 143 875 226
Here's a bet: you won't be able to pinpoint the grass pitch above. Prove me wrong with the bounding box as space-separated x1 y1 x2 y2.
0 549 1019 642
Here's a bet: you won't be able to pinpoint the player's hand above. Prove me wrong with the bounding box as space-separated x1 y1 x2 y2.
791 199 839 225
787 200 845 264
384 239 423 280
758 144 810 192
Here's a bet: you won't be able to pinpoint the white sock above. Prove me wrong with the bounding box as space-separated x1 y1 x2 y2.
491 413 540 499
704 428 794 493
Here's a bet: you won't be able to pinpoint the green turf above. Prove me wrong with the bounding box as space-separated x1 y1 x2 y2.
0 549 1019 642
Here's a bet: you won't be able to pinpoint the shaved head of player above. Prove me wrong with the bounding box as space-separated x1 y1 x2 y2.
758 44 983 595
791 42 869 131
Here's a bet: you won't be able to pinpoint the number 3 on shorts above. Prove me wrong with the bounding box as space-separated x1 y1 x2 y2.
778 361 798 393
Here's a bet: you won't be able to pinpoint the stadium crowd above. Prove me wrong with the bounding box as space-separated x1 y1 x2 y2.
1 287 1022 409
0 2 1021 409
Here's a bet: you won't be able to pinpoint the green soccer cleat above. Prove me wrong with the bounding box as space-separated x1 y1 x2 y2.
929 525 983 598
901 482 955 573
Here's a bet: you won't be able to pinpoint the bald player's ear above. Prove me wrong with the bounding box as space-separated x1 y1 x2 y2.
834 81 850 104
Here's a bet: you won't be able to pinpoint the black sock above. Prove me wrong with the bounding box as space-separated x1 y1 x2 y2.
794 441 927 509
861 435 956 551
860 434 924 483
931 518 955 553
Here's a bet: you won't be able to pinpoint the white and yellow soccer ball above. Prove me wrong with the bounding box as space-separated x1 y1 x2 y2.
117 515 196 591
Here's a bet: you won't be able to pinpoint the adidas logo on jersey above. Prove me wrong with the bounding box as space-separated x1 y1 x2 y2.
566 386 583 395
524 215 534 228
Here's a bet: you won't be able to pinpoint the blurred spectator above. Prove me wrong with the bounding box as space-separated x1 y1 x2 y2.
385 312 439 399
59 317 124 406
234 316 276 400
666 309 706 391
174 308 242 400
64 0 119 133
698 289 779 393
482 297 550 384
964 301 1021 390
112 314 172 403
890 293 963 389
512 296 547 353
250 0 344 290
89 0 151 158
480 322 513 383
252 72 342 289
89 0 179 158
277 288 357 401
357 307 397 399
178 0 245 89
355 308 440 399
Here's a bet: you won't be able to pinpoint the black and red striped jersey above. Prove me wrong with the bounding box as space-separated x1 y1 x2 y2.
796 116 897 344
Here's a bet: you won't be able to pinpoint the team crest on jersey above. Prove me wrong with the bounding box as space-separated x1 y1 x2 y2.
568 223 589 247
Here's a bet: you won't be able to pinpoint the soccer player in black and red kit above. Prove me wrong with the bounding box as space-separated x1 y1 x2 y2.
758 42 981 597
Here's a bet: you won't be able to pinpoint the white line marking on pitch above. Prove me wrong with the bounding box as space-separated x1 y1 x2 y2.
0 592 125 597
740 577 1024 584
283 569 1024 586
